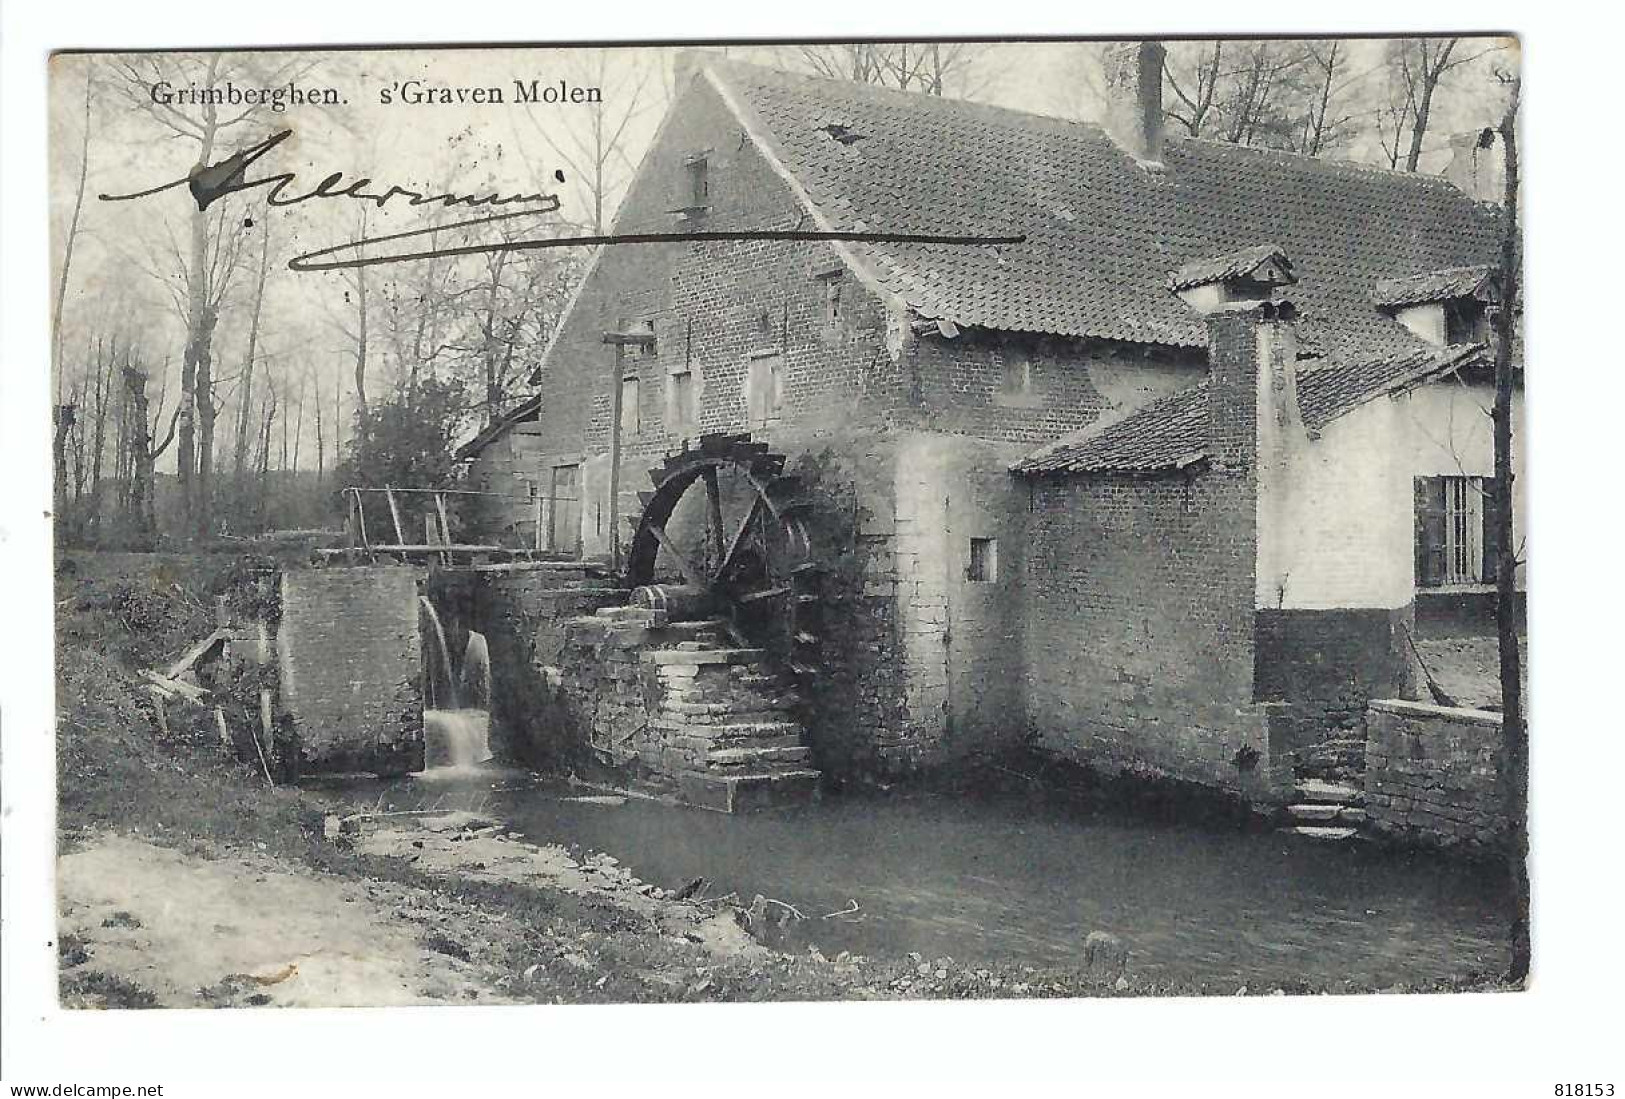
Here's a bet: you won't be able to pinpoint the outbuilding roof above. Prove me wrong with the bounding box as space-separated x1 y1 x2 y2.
1011 343 1491 475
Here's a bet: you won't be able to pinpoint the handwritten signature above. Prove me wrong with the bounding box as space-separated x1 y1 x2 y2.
99 128 1024 272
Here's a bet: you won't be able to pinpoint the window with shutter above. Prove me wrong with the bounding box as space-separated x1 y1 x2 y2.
1481 475 1504 583
1416 475 1488 587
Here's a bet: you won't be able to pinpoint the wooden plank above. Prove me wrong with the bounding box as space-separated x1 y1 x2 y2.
433 492 453 567
384 485 407 544
141 669 207 704
647 523 709 588
162 629 227 680
353 488 370 549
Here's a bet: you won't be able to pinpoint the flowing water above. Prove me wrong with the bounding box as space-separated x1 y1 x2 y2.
329 769 1513 988
418 601 492 773
421 709 493 772
419 596 459 711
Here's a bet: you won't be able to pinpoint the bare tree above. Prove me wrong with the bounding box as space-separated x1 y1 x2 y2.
1163 41 1226 138
523 50 657 234
53 65 94 393
1380 38 1501 171
1491 76 1527 984
1295 41 1363 158
109 52 303 537
233 219 272 484
777 42 998 99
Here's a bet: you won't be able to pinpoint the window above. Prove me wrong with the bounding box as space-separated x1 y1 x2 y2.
746 354 782 427
824 277 843 329
968 537 998 582
684 155 709 210
1444 299 1489 345
1001 350 1032 396
667 369 696 433
1415 475 1502 587
549 465 581 554
620 376 640 436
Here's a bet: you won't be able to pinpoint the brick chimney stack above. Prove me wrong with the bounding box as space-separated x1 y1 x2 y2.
1204 298 1300 472
1445 127 1505 204
1102 40 1167 167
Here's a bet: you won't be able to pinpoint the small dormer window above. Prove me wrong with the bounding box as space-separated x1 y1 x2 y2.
1168 244 1296 315
1373 265 1500 347
1444 299 1490 345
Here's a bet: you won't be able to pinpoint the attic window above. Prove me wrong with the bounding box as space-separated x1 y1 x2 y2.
823 276 843 328
1444 299 1490 345
673 153 710 216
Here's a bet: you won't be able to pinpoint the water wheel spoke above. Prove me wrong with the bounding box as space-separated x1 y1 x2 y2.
736 584 791 605
703 467 726 569
646 522 709 589
717 496 766 580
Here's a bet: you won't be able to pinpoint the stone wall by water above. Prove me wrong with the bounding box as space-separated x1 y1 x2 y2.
277 566 423 775
1364 698 1510 852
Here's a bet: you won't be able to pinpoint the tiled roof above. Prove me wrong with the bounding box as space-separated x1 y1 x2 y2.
1168 243 1293 291
707 60 1502 355
455 394 542 460
1295 343 1487 431
1011 344 1488 475
1012 383 1211 474
1372 265 1498 309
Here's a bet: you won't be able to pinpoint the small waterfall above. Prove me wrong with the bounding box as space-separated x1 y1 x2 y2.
460 631 492 711
418 598 491 775
422 708 492 772
419 595 459 710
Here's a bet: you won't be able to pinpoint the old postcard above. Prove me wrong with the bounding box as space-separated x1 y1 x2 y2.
43 36 1528 1018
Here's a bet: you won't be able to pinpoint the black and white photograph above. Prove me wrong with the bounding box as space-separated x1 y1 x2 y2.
1 7 1618 1093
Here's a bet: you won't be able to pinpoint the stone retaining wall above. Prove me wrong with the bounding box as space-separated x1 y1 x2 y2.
1364 698 1510 852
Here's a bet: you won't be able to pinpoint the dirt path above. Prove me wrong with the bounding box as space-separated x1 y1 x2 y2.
57 833 511 1008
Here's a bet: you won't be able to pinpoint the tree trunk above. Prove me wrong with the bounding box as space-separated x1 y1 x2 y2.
179 56 222 539
52 404 75 537
1405 40 1456 172
1492 80 1528 984
53 72 93 388
234 219 271 483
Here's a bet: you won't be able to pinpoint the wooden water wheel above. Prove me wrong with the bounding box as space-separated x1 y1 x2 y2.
626 433 823 677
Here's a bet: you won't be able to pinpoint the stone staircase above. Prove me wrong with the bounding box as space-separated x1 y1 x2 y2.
571 605 820 812
640 627 820 813
1282 777 1368 841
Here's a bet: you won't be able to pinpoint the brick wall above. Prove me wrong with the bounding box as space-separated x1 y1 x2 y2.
1022 469 1286 797
1254 605 1420 758
276 567 423 775
1364 698 1510 851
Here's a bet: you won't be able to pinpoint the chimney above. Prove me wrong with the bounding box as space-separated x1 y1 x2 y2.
1445 127 1505 204
1206 299 1303 608
671 50 707 96
1204 298 1301 473
1102 40 1167 167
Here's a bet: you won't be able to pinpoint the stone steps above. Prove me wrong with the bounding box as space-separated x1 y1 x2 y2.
1296 778 1364 805
1281 825 1359 841
677 768 822 814
706 744 813 769
642 648 769 666
1283 777 1368 840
